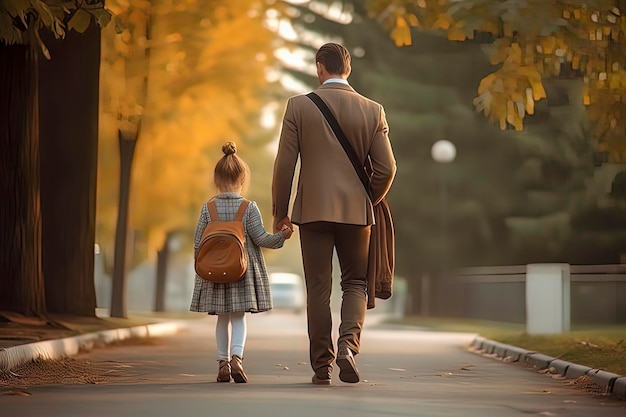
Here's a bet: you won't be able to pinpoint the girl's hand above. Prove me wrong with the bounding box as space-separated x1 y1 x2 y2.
281 224 293 239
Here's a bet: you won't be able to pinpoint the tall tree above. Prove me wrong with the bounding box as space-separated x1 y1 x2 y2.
0 40 46 317
39 23 102 317
0 0 110 318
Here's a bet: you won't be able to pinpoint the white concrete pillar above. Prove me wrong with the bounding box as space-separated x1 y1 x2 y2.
526 263 571 334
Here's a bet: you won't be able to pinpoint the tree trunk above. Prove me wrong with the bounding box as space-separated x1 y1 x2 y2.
0 42 46 317
38 26 101 317
110 132 137 318
154 246 169 312
154 231 175 312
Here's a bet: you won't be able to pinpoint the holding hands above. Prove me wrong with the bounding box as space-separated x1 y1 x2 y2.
275 216 294 239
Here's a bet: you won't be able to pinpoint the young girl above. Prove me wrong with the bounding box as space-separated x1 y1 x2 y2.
190 142 292 383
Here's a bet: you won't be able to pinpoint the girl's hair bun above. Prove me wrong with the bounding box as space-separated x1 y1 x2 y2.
222 142 237 156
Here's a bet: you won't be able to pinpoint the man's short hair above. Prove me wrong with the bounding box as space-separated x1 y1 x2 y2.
316 43 351 76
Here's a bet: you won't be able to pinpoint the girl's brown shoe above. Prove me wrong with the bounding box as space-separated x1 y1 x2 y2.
217 359 231 382
230 355 248 383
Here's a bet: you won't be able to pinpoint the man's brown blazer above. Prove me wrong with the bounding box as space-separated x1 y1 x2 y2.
272 82 396 226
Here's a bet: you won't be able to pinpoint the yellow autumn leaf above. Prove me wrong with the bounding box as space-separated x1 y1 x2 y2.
391 25 412 46
499 115 507 130
526 88 535 115
530 79 547 100
447 25 467 41
477 73 497 94
433 13 451 30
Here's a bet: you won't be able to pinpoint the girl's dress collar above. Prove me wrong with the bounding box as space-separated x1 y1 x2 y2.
215 192 243 199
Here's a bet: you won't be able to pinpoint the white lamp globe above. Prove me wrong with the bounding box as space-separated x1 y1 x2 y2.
431 140 456 163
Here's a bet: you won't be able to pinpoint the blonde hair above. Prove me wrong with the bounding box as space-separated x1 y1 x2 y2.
214 142 250 193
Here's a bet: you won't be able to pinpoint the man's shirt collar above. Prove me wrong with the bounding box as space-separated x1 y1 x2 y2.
323 78 349 86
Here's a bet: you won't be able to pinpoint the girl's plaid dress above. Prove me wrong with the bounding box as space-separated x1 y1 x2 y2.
190 192 286 314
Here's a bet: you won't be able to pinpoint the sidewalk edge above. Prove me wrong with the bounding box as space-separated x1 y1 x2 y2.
469 336 626 401
0 321 187 373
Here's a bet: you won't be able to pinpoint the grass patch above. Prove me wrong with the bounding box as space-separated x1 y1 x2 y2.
387 316 626 376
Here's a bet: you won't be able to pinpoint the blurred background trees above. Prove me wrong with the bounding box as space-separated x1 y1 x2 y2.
97 0 283 260
95 0 286 313
4 0 626 317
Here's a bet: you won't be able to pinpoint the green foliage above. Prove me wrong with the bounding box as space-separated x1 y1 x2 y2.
0 0 112 58
370 0 626 161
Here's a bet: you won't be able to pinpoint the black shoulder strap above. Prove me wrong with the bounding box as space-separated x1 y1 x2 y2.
306 92 372 200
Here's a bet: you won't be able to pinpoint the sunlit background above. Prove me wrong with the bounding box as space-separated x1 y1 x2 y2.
90 0 626 320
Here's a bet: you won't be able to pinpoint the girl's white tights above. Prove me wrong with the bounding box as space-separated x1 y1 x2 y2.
215 311 247 361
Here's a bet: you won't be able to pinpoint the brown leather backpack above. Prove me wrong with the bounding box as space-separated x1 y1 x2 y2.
195 199 250 283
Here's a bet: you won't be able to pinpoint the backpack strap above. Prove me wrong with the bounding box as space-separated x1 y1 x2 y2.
206 199 249 222
234 199 250 221
206 200 220 222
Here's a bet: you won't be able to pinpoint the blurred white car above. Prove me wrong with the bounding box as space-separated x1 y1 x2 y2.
270 272 305 313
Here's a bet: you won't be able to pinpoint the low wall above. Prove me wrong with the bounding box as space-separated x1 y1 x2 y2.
453 264 626 325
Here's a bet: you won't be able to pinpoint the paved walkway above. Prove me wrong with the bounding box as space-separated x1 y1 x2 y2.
0 312 624 416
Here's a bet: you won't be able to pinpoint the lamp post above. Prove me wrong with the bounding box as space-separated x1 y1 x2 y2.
430 140 456 314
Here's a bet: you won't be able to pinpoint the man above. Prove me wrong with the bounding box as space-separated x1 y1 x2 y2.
272 43 396 385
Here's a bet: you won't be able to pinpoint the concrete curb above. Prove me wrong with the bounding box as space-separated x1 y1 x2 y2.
470 336 626 401
0 321 186 373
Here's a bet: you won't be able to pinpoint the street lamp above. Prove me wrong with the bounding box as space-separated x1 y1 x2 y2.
431 139 457 164
430 140 456 314
431 140 456 251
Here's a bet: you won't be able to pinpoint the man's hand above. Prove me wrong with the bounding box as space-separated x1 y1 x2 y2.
281 224 293 239
274 216 293 234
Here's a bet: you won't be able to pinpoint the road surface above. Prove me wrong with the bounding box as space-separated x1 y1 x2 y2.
1 311 624 416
